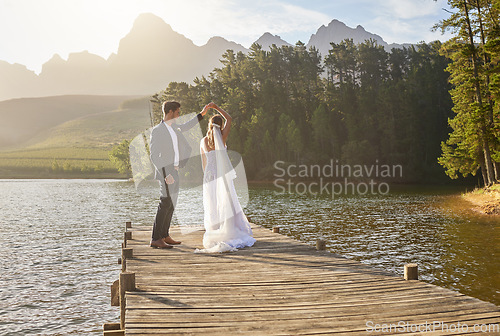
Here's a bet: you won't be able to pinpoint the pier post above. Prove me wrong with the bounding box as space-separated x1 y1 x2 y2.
103 322 123 336
316 239 326 250
123 231 132 248
122 248 133 259
126 221 132 229
120 272 136 330
404 263 418 280
273 227 280 233
121 248 133 272
111 280 119 306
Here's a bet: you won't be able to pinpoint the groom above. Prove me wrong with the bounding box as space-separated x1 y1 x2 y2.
149 101 209 249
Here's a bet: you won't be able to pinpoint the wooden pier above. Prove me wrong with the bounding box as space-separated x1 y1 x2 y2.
105 222 499 335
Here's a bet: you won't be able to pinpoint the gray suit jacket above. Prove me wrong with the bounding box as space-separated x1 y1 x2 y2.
150 113 203 180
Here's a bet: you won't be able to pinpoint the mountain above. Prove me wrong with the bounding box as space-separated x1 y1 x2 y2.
0 13 248 101
0 61 39 100
38 52 108 96
104 13 200 94
254 33 292 50
0 15 414 102
199 37 248 74
307 19 407 57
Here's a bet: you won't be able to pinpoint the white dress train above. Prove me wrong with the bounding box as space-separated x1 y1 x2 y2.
195 127 255 253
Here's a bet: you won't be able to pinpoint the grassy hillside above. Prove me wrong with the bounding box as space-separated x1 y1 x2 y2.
0 95 145 149
0 147 117 178
0 95 153 178
26 97 153 149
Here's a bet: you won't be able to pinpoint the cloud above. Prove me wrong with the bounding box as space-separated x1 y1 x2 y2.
380 0 443 19
164 0 330 47
367 15 453 44
358 0 452 44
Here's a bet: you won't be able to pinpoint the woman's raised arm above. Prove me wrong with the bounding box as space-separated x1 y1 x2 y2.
210 103 232 144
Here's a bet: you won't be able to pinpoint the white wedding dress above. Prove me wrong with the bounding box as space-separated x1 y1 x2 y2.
195 126 256 253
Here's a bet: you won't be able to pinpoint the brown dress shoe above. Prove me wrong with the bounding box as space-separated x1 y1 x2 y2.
163 236 181 245
150 239 173 249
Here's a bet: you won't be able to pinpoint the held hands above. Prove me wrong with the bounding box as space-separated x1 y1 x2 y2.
201 104 210 116
201 102 220 116
165 174 175 185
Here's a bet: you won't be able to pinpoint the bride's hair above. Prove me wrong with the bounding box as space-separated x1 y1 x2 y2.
207 114 224 150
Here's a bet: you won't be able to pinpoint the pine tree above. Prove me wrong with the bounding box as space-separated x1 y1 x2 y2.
436 0 499 185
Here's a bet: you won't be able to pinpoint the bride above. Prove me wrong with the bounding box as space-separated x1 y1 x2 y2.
196 102 256 253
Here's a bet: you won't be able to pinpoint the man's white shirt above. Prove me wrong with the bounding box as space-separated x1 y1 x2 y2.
163 121 179 167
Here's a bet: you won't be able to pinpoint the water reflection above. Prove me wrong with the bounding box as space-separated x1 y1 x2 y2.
0 180 152 336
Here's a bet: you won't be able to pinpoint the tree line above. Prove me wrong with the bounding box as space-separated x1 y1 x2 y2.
149 39 452 183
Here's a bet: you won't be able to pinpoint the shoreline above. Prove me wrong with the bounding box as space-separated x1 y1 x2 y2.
461 184 500 215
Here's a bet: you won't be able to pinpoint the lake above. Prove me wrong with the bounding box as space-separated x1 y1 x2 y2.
0 179 497 335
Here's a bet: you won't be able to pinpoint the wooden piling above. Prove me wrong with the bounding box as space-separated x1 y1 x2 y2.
110 280 119 306
119 272 135 330
123 231 131 248
404 263 418 280
103 322 124 336
103 322 121 330
124 231 132 240
126 221 132 229
316 239 326 250
122 248 133 259
121 248 133 272
272 227 280 233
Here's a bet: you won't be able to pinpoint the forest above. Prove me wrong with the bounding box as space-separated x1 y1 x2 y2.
150 40 451 183
142 0 499 185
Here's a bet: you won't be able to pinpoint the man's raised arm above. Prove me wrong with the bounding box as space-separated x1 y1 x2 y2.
177 104 209 132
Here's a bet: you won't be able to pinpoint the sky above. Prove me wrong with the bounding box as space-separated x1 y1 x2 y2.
0 0 454 74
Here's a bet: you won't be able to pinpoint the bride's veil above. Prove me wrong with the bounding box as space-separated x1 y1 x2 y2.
195 125 253 253
213 125 247 226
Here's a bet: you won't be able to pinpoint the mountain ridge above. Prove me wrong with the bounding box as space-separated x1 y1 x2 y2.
306 19 408 57
0 13 413 101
